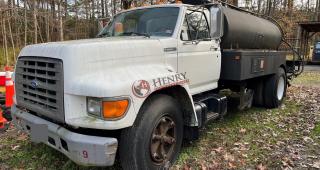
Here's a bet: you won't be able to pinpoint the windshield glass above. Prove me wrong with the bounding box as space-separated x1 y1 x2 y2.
98 7 180 37
316 43 320 49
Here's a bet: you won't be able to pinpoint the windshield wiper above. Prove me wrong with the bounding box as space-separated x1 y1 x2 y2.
122 32 150 38
97 32 110 38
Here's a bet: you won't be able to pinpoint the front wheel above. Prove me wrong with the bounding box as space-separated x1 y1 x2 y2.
263 67 287 108
119 94 183 170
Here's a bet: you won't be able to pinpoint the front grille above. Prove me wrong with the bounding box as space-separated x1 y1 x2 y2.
15 56 64 123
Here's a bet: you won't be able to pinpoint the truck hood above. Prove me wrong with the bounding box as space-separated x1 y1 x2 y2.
19 36 164 62
18 36 172 97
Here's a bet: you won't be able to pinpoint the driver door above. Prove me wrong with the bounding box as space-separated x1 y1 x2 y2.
178 9 221 94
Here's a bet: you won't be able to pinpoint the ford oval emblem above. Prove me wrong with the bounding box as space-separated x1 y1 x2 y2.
30 79 39 88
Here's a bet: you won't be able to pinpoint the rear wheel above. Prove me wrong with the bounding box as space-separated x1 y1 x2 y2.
119 94 183 170
263 67 287 108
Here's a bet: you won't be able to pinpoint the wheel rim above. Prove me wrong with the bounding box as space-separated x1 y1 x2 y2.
150 115 176 164
277 76 285 100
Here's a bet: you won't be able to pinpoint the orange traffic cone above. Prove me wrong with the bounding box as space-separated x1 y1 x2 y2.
0 108 7 129
5 66 14 107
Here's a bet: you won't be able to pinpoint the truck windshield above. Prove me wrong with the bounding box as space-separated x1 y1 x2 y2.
98 7 180 37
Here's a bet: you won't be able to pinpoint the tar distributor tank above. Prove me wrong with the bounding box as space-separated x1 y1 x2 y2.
221 7 283 50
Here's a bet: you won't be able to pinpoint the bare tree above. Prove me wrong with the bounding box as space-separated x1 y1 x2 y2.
316 0 320 20
7 12 15 62
24 0 27 46
58 1 64 41
1 17 9 65
32 0 38 44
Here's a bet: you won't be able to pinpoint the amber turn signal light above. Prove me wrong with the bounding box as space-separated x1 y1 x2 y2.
102 99 129 119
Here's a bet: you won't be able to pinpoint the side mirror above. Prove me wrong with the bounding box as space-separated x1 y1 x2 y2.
210 5 224 39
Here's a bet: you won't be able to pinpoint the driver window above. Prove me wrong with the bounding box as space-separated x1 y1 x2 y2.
181 11 210 41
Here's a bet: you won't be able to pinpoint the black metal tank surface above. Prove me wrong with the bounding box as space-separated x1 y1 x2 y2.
221 7 283 50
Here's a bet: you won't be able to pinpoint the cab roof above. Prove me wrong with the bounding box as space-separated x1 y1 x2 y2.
119 4 193 13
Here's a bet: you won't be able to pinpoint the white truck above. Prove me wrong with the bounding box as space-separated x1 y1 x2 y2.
12 2 296 169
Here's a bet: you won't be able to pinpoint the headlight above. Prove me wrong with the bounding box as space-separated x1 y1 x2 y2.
87 97 101 116
87 97 130 120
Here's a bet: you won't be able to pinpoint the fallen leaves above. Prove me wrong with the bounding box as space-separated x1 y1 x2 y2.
177 80 320 170
282 157 295 169
212 146 224 154
256 163 267 170
11 145 20 151
312 160 320 169
239 128 246 133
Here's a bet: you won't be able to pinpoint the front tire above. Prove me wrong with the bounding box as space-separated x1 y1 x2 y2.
119 94 183 170
263 67 287 108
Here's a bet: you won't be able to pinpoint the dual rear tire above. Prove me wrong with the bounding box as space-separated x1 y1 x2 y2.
253 67 287 108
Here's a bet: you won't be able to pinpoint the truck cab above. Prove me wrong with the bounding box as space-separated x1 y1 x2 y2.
12 3 288 169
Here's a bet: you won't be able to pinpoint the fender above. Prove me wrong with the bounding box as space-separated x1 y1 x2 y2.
64 64 197 130
16 36 199 130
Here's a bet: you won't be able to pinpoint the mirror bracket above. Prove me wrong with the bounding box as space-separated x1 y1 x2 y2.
210 4 224 39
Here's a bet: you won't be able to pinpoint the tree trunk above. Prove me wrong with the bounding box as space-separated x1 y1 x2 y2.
24 0 27 46
2 18 9 66
113 0 116 15
266 0 272 16
91 0 95 19
46 2 50 42
65 0 68 18
33 0 38 44
101 0 105 17
316 0 320 20
283 0 287 12
257 0 261 13
7 12 16 62
287 0 293 16
105 0 109 17
58 2 64 41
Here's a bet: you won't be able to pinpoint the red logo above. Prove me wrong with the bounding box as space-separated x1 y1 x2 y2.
132 80 150 98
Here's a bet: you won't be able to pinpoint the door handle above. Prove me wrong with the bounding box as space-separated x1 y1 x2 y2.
183 40 199 45
210 46 218 51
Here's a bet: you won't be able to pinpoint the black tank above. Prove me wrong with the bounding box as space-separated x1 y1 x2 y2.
221 7 283 50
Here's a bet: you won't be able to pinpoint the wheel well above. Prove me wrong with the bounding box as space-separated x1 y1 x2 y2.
147 86 195 126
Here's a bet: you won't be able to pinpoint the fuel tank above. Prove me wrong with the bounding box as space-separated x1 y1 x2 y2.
221 7 283 50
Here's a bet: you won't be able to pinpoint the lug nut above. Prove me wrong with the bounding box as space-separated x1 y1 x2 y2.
170 122 175 127
153 153 159 158
161 118 166 123
163 154 167 159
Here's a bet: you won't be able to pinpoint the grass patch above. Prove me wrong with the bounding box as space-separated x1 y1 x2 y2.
175 100 304 168
312 123 320 136
292 72 320 86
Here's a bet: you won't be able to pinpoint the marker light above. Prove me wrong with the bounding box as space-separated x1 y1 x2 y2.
102 99 129 119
